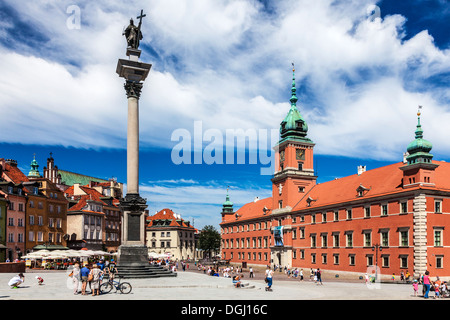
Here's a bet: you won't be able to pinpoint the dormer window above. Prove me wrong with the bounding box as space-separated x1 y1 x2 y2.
356 184 370 197
306 196 317 207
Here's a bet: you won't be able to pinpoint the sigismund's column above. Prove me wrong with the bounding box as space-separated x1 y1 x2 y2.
116 12 152 267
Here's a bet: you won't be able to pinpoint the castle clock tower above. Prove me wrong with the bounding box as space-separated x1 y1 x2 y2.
271 65 317 212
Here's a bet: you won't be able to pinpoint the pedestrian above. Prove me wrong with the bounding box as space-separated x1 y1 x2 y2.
423 270 431 299
300 269 304 281
89 264 103 296
80 263 90 295
365 273 369 283
70 263 81 295
316 268 323 285
249 267 254 278
109 260 118 280
433 282 440 299
265 266 274 291
412 280 419 297
233 275 242 288
97 260 105 271
8 273 24 289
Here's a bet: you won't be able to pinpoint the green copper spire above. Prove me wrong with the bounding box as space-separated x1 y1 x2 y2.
28 154 41 178
278 63 312 144
221 187 234 215
290 64 298 107
405 107 433 165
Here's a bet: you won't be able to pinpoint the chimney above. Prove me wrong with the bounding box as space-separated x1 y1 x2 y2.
357 165 366 175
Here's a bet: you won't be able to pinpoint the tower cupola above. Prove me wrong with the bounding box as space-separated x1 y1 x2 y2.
28 154 41 178
405 108 433 165
221 187 234 218
279 64 312 144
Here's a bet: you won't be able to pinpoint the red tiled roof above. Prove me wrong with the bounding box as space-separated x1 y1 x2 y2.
293 160 450 210
3 162 29 184
67 185 112 212
229 197 272 222
228 160 450 221
146 208 195 229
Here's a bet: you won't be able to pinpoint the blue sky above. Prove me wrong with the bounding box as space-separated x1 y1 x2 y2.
0 0 449 229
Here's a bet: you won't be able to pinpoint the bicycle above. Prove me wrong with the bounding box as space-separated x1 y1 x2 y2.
100 276 132 294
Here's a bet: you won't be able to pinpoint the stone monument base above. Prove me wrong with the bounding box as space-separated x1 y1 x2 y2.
116 244 177 278
117 244 149 266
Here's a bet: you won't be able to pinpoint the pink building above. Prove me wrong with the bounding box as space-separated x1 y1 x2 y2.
0 159 27 260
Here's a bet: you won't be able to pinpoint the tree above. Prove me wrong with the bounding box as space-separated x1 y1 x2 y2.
198 225 221 260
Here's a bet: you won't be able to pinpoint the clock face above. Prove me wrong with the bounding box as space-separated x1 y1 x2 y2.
296 148 305 160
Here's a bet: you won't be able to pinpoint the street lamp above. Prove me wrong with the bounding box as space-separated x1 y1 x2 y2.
372 244 382 280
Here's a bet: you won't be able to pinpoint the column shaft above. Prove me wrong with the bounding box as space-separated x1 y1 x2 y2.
127 96 139 195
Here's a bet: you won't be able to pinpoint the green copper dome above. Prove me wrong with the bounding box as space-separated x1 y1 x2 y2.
221 188 234 214
223 192 233 207
28 155 41 178
405 111 433 165
279 65 312 144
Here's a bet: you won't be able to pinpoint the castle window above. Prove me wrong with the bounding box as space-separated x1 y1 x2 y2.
346 232 353 247
364 207 371 218
363 231 371 247
381 204 388 216
321 234 328 248
298 187 305 193
434 228 443 247
436 256 443 269
382 256 390 268
298 162 303 171
310 234 316 248
349 254 355 266
400 255 408 268
400 202 408 214
381 231 389 247
399 229 409 247
333 233 340 247
333 254 339 265
435 200 442 213
346 209 352 220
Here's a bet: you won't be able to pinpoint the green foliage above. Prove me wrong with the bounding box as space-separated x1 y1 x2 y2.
198 225 221 257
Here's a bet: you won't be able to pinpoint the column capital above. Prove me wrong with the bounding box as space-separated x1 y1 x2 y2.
124 80 143 99
120 193 148 213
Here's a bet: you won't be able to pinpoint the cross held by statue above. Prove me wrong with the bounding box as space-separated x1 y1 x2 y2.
137 9 146 26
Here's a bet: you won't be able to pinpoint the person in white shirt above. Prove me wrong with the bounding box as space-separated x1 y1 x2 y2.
8 273 24 288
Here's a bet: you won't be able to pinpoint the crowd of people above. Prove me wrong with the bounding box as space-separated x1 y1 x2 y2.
416 271 449 299
68 259 117 296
